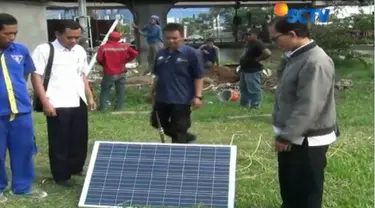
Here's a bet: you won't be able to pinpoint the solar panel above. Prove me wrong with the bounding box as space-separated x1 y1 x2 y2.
78 141 237 208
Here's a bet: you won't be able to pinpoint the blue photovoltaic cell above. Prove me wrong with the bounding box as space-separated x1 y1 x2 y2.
81 142 234 208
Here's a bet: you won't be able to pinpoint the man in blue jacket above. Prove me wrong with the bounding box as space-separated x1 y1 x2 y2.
0 13 47 202
132 15 164 75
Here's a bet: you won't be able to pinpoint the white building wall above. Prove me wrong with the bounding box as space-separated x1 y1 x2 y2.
0 1 48 51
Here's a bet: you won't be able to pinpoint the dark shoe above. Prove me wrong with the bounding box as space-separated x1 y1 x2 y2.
72 172 86 177
54 180 73 188
172 134 196 144
250 105 260 109
186 134 196 143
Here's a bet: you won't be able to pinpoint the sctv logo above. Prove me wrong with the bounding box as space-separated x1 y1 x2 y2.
274 2 330 23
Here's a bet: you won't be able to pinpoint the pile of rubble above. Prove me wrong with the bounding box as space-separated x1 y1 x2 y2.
202 65 277 92
88 64 352 93
88 62 149 88
335 79 353 90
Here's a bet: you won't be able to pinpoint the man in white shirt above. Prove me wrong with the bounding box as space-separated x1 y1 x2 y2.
31 20 96 187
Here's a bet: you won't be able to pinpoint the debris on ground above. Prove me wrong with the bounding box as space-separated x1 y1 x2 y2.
88 63 148 88
126 76 153 85
88 63 278 92
203 65 277 92
335 79 353 90
227 114 271 119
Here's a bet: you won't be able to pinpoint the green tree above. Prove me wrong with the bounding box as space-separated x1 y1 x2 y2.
351 12 374 31
181 17 198 36
181 17 197 36
213 7 271 29
312 9 374 60
196 12 213 32
116 24 131 35
181 13 214 37
208 6 272 41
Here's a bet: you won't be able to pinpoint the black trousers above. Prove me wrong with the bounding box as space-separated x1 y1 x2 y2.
277 138 329 208
150 102 195 143
46 99 88 181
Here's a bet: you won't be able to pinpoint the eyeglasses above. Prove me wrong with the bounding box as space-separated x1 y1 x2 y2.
270 34 284 42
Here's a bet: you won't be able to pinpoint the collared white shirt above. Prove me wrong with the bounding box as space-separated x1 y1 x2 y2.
282 40 313 59
284 51 292 58
273 39 336 146
32 40 88 108
273 126 336 146
289 40 314 56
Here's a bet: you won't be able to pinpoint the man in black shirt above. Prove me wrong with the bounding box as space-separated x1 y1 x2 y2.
239 31 271 109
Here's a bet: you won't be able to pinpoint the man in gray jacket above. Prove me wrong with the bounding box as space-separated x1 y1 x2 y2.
268 17 337 208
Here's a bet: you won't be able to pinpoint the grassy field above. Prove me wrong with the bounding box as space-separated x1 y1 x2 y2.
2 58 374 208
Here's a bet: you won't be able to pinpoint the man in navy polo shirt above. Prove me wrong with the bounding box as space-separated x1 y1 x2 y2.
199 38 219 69
146 23 204 143
0 13 46 202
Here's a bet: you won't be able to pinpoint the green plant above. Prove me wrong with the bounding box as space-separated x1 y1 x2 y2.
116 24 131 35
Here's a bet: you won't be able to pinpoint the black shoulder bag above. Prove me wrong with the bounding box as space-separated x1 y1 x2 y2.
33 43 54 112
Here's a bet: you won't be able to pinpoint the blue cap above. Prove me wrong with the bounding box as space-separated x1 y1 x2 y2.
151 15 159 21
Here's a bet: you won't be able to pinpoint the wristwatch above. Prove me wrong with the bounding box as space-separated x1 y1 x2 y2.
195 96 203 100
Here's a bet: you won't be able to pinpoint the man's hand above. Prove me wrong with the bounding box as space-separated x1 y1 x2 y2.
88 97 96 111
191 97 202 110
43 102 56 117
121 68 127 74
275 140 291 152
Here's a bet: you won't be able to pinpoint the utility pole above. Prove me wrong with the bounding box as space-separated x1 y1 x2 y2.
77 0 94 49
77 0 88 39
